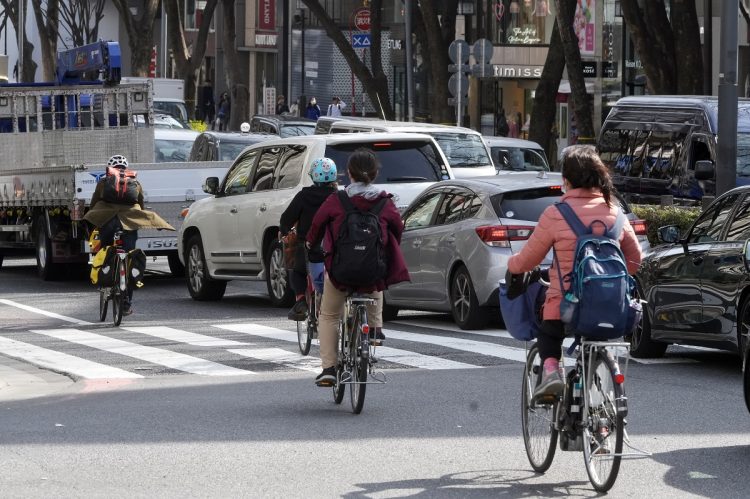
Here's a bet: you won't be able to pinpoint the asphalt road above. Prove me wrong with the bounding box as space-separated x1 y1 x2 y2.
1 257 750 498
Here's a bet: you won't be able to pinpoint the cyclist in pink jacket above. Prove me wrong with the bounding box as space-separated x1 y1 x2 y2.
507 145 642 399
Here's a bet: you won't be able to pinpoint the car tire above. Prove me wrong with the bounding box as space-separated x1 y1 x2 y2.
36 222 61 281
185 234 226 301
629 293 667 358
450 265 488 330
737 295 750 356
168 252 185 277
266 239 294 307
382 297 399 322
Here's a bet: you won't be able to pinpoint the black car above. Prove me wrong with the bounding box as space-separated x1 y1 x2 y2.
633 186 750 358
188 130 273 162
249 115 316 138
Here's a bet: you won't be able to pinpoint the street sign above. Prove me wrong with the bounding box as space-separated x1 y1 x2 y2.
352 34 371 48
473 38 494 64
471 64 493 78
448 73 469 98
448 63 471 73
602 61 618 78
354 8 371 32
448 39 470 64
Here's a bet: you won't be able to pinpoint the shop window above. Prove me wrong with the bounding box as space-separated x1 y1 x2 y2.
488 0 552 45
185 1 215 31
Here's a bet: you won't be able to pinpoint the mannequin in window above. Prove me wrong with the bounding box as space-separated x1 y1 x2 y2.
534 0 549 41
509 0 520 31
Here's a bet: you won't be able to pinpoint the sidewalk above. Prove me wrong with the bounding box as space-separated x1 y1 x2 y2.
0 356 74 402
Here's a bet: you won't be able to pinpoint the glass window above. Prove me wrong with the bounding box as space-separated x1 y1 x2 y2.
600 128 687 180
428 132 493 169
325 140 446 186
252 147 282 191
725 196 750 242
737 133 750 178
403 192 443 229
435 190 481 225
223 150 258 196
275 145 306 189
492 146 549 171
279 124 316 138
486 0 553 45
250 120 261 132
688 194 739 243
490 186 563 220
219 141 253 161
154 138 194 162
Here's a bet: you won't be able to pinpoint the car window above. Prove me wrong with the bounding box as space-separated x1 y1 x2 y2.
325 140 447 186
275 145 306 189
261 122 276 135
252 147 282 192
219 141 253 161
490 186 563 221
279 124 315 138
600 128 687 180
403 192 443 229
688 194 739 243
250 120 261 132
223 150 259 196
725 195 750 242
435 190 480 225
492 147 549 171
155 138 194 162
428 132 492 169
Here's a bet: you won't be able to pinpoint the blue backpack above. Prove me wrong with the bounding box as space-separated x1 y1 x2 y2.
554 202 640 340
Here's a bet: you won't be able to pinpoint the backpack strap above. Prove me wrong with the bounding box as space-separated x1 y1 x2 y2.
369 197 388 216
337 191 355 212
555 201 588 237
607 209 627 241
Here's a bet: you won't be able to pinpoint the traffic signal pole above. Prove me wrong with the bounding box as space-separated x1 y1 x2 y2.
717 0 738 195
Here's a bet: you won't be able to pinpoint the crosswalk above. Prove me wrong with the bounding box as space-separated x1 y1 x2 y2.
0 319 713 382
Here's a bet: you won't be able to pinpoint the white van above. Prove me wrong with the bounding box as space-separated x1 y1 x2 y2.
319 119 496 178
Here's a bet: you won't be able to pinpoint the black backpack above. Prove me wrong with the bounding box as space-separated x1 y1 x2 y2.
102 167 139 205
330 191 388 288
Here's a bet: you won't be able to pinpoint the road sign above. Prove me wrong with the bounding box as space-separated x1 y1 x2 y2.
448 40 470 64
448 73 469 98
354 8 371 32
352 34 371 48
473 38 494 64
471 64 493 78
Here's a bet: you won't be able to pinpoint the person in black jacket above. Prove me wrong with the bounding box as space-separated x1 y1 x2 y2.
279 157 338 320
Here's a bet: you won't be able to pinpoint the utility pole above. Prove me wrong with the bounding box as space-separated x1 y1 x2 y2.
704 0 713 95
404 0 415 122
717 0 738 195
17 0 24 82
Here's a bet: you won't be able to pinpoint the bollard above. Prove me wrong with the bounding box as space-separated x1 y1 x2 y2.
702 196 715 211
660 195 674 206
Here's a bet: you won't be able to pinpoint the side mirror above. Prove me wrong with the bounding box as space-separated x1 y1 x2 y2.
695 160 715 180
658 225 680 244
203 177 220 195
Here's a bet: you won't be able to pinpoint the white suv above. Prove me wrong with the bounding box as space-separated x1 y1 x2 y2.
178 133 453 304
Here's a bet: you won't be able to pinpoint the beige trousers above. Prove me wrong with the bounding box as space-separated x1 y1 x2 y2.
318 275 383 369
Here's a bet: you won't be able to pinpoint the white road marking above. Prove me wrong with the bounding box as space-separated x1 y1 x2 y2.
0 299 92 325
122 326 246 347
228 348 321 372
29 329 254 376
384 327 530 362
214 323 478 370
0 336 142 379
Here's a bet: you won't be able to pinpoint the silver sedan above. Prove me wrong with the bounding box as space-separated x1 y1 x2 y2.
384 172 565 330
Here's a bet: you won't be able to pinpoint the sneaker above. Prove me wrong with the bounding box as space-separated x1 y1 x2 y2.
288 298 308 321
533 364 564 401
123 306 134 316
370 327 386 346
315 367 336 387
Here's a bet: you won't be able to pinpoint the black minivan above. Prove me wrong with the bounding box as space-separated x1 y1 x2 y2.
597 96 750 204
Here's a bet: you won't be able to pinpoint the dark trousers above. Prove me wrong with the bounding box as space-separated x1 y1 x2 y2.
537 320 566 360
99 217 138 307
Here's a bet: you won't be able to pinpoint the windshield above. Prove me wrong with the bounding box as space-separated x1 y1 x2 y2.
155 138 194 162
280 124 315 138
491 146 549 171
490 187 563 221
428 132 492 168
153 101 189 125
219 141 253 161
325 140 448 186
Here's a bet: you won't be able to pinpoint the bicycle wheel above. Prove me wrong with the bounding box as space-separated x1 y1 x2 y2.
99 288 108 322
111 260 125 327
521 343 558 472
297 309 312 356
332 320 345 404
582 349 625 492
350 307 367 414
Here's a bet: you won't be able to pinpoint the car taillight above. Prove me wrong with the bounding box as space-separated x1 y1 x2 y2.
475 225 534 248
630 219 647 236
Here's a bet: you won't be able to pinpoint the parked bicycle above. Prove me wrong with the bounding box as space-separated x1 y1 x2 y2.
522 338 650 492
98 231 131 326
297 271 321 355
331 294 386 414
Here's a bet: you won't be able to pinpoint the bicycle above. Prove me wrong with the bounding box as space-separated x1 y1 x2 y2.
331 293 386 414
522 337 651 492
297 271 321 355
98 231 131 327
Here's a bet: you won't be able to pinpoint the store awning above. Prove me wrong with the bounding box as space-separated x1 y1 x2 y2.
558 80 595 94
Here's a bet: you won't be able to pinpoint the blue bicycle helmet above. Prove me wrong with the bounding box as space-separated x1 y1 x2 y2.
309 157 337 184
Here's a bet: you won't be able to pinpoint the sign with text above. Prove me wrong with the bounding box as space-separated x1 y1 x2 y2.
506 27 541 45
354 8 371 32
264 87 276 115
581 61 597 78
574 0 595 56
258 0 275 32
493 65 543 79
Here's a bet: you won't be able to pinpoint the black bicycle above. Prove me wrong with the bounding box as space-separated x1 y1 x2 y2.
332 293 386 414
98 231 130 326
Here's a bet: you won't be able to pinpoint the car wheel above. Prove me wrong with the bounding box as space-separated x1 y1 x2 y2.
266 239 294 307
168 252 185 277
36 222 60 281
185 234 226 301
450 265 488 330
629 293 667 358
382 295 399 322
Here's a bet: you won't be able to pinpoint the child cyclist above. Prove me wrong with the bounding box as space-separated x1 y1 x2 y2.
280 158 339 321
306 148 410 387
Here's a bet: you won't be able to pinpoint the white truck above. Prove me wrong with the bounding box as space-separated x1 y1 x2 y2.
120 77 189 125
0 82 230 279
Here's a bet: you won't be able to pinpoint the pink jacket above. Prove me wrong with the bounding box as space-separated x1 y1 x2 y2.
507 188 642 321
